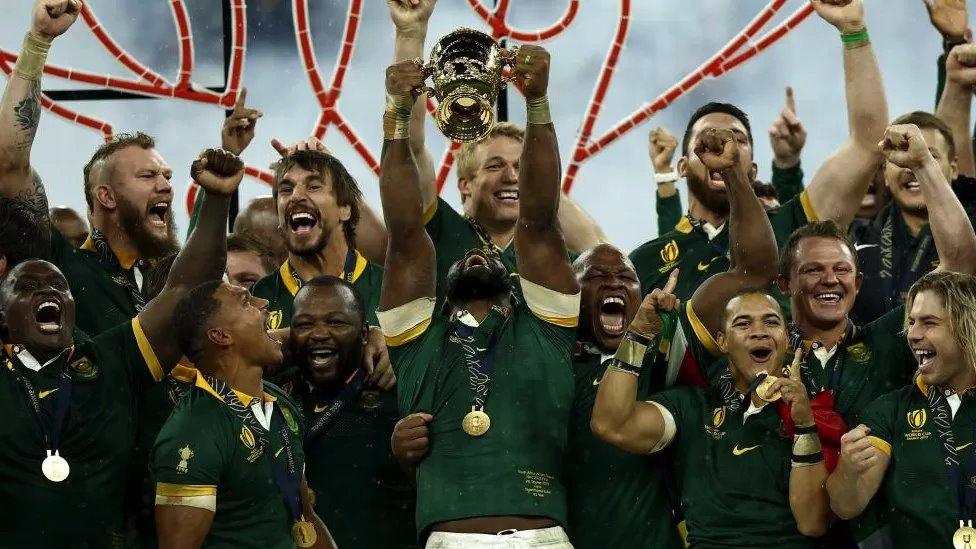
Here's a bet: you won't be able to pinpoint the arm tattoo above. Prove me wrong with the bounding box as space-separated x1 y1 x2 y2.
0 169 51 263
13 81 41 151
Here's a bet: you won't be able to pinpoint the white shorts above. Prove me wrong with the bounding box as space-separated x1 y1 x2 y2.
425 526 574 548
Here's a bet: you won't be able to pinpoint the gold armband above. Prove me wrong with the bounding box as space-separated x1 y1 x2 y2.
613 331 650 371
383 94 413 140
526 95 552 125
792 432 822 457
14 32 52 80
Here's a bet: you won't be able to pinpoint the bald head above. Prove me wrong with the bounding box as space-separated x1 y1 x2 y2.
233 196 286 264
50 206 89 248
572 243 635 277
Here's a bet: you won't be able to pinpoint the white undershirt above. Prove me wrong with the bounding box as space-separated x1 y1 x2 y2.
134 266 145 291
16 347 71 372
742 399 769 424
946 391 963 419
250 400 275 431
702 222 726 241
813 345 838 368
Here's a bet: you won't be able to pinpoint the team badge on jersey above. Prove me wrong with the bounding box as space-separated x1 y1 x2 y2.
905 408 930 441
705 406 726 438
70 357 98 380
658 240 680 273
359 390 382 411
267 310 283 330
846 343 871 364
176 445 194 474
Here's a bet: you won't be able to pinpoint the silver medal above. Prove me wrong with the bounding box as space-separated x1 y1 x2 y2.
41 450 70 482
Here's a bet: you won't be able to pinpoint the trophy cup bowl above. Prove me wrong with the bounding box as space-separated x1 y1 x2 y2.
424 28 512 143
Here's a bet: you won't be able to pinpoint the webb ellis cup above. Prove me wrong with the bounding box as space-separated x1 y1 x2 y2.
421 28 514 143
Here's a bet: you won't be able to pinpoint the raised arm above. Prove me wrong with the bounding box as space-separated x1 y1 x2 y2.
827 424 889 519
139 149 243 371
557 193 610 252
591 279 678 454
378 61 436 310
388 0 438 211
0 0 82 256
689 128 779 335
880 123 976 274
511 46 577 294
769 86 808 202
650 127 683 234
804 0 888 229
936 44 976 178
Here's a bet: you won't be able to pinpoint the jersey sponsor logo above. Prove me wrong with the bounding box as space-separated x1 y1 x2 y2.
697 257 720 272
846 343 871 364
38 388 58 399
732 444 760 456
267 310 283 331
957 442 973 452
854 243 879 251
905 408 931 441
281 407 300 434
592 377 601 386
313 403 329 413
176 445 194 474
70 357 97 380
705 406 726 439
275 447 284 458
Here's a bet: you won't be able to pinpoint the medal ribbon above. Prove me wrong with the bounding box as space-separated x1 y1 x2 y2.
925 385 976 523
203 375 304 522
878 209 933 311
288 247 358 289
717 368 766 412
4 354 73 456
454 310 507 411
304 369 366 443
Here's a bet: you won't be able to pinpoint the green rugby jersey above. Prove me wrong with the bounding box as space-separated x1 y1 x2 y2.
861 378 976 548
630 190 818 302
379 280 579 535
0 319 162 547
52 230 146 336
566 351 682 549
252 251 382 329
651 386 816 548
299 384 417 548
151 374 305 549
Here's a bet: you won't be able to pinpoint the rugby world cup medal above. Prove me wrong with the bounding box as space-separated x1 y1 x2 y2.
954 520 976 549
755 374 782 403
292 517 317 548
41 449 70 482
462 406 491 436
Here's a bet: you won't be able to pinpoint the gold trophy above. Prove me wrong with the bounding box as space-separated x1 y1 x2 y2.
420 28 515 143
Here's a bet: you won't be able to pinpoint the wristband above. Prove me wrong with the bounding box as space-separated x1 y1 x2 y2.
840 27 869 49
14 32 52 80
655 171 679 184
383 94 413 140
944 36 968 55
607 362 640 377
791 454 824 468
792 432 822 457
793 423 817 435
526 95 552 125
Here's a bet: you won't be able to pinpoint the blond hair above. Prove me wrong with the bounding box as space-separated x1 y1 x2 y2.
454 122 525 182
906 271 976 375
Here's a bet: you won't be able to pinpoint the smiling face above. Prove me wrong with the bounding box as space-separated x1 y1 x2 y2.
785 236 862 330
276 164 351 257
908 289 967 387
576 245 641 353
0 260 76 360
107 146 178 259
717 292 789 382
679 113 758 215
458 136 522 229
207 282 283 367
884 126 957 217
445 248 513 310
291 283 367 391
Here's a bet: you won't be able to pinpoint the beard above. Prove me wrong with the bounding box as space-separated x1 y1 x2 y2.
297 343 363 391
118 198 179 260
287 223 332 257
445 261 513 307
686 172 731 217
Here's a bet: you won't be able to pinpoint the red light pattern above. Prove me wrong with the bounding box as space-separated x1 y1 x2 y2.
0 0 814 211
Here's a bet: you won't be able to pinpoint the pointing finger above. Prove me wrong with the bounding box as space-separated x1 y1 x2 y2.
789 348 803 381
785 85 796 114
233 88 248 113
663 268 679 294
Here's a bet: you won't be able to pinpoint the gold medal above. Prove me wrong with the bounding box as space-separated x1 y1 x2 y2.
291 518 317 548
755 374 781 402
462 406 491 436
954 520 976 549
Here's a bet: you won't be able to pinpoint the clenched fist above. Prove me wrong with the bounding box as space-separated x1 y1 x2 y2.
32 0 81 41
511 45 550 100
946 43 976 87
694 128 740 172
190 148 245 196
385 60 426 97
391 412 432 467
839 424 884 474
387 0 436 39
811 0 865 35
649 127 678 174
879 124 934 171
